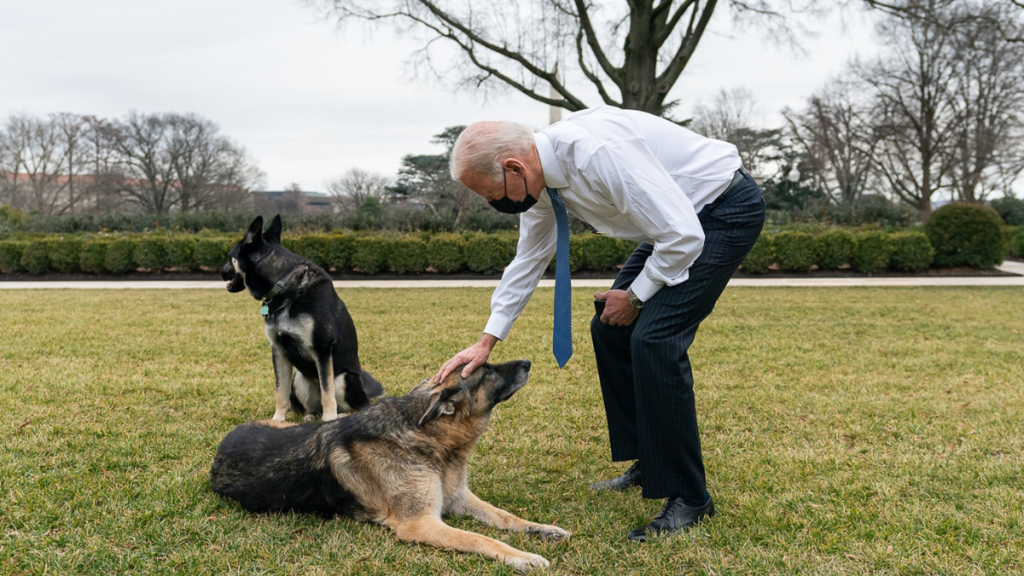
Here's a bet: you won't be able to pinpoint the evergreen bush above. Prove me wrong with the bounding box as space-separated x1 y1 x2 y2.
388 235 429 274
426 233 466 274
104 239 137 274
773 231 818 273
79 239 109 274
889 231 934 272
580 234 625 271
349 235 391 274
465 233 517 274
19 241 51 275
0 241 27 274
48 238 82 273
134 236 168 271
817 229 856 271
851 231 893 274
194 238 234 270
925 203 1005 269
741 234 774 274
323 234 354 272
165 237 196 271
1009 227 1024 258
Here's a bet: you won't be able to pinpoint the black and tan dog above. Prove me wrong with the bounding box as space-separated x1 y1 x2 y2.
210 360 569 572
221 215 384 421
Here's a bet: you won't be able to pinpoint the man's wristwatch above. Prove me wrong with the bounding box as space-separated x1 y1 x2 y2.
626 286 645 309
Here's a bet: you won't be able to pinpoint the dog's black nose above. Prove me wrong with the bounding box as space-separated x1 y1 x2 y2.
520 360 531 372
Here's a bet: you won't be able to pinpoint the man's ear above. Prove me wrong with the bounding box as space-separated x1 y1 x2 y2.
244 216 263 245
264 214 283 245
418 387 466 426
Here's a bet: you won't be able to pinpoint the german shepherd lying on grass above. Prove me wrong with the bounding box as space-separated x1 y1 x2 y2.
210 360 569 572
221 215 383 421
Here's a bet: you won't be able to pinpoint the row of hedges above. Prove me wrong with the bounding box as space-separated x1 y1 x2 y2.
0 232 640 277
741 229 936 274
1 204 1018 277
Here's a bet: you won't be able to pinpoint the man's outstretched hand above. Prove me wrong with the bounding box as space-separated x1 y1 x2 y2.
433 333 500 384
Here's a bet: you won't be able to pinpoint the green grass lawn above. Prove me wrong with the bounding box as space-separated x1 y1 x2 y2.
1 286 1023 575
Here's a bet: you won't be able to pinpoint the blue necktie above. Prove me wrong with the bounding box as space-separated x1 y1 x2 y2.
548 188 572 368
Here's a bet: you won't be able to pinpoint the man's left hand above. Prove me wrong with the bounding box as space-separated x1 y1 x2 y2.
594 290 639 326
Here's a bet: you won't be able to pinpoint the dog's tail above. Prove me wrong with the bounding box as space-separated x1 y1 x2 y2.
360 369 385 399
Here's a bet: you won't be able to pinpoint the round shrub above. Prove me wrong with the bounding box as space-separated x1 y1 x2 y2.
104 238 137 274
388 235 428 274
350 235 391 274
0 241 27 274
465 233 517 274
773 231 818 273
925 203 1005 269
817 229 856 271
323 234 354 272
165 237 196 271
426 233 466 274
79 239 109 274
20 241 51 275
889 231 934 272
48 238 82 273
580 234 624 271
194 238 234 270
851 231 893 274
134 236 167 271
1010 227 1024 258
991 196 1024 226
741 233 773 274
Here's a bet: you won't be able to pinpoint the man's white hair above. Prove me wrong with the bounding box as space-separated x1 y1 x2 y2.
449 121 536 184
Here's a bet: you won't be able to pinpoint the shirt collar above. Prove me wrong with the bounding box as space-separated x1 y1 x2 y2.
534 132 569 189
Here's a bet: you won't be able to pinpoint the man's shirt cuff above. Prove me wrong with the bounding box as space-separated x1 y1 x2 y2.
483 313 513 342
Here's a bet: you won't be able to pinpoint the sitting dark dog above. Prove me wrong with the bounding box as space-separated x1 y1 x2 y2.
210 361 569 572
221 215 383 421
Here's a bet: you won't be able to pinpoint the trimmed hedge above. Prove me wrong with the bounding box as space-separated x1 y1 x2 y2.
1009 227 1024 258
105 239 137 274
323 234 354 272
773 231 818 273
926 203 1005 269
48 238 82 273
889 231 934 273
388 235 428 275
350 235 391 274
79 239 109 274
426 233 466 274
0 241 27 274
165 237 196 271
20 241 51 275
465 233 517 275
851 231 893 274
134 236 167 271
194 238 234 271
741 234 774 274
817 229 855 271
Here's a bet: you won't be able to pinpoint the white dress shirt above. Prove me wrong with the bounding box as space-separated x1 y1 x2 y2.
483 105 741 341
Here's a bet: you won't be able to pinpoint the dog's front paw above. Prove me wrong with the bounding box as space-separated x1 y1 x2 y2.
272 411 288 422
302 414 318 423
321 412 339 422
509 552 549 573
526 524 571 542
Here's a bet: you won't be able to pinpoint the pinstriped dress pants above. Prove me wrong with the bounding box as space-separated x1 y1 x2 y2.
590 172 766 501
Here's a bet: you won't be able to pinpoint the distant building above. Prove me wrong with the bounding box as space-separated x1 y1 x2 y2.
251 189 333 214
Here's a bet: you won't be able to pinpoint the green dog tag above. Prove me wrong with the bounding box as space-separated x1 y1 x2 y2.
260 305 268 316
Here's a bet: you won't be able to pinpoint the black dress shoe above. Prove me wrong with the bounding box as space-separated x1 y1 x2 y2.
589 461 641 491
627 496 714 542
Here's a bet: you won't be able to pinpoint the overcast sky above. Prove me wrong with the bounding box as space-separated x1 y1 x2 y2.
1 0 881 191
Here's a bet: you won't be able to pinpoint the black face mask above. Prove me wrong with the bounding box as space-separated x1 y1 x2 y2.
489 172 537 214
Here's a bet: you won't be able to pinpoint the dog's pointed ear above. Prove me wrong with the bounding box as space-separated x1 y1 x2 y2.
244 216 264 245
418 386 467 426
264 214 283 245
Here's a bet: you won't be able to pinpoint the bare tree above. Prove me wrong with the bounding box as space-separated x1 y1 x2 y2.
326 168 391 213
944 2 1024 202
784 76 879 207
308 0 821 116
856 0 962 219
689 87 783 178
110 112 179 213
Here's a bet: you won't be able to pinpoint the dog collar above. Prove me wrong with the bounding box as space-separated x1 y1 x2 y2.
260 267 300 316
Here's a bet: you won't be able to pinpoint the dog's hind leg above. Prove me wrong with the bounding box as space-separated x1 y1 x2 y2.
315 352 339 421
271 349 295 421
388 515 550 573
452 491 571 542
